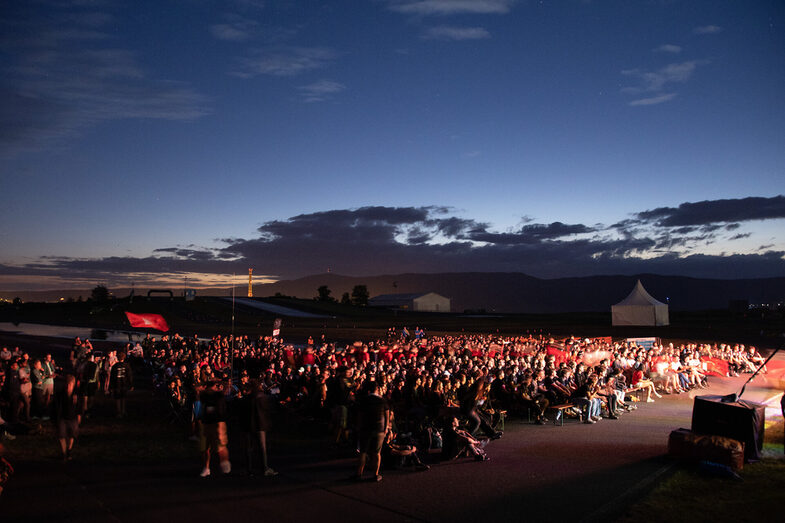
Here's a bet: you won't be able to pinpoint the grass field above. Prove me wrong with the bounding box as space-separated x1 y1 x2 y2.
616 418 784 522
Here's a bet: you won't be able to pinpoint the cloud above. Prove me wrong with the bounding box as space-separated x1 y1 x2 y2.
621 60 706 107
230 47 337 78
388 0 515 16
694 25 722 35
3 198 784 288
628 93 677 106
654 44 682 54
1 2 209 155
422 26 491 40
210 15 260 42
622 61 701 93
635 196 785 227
296 79 346 102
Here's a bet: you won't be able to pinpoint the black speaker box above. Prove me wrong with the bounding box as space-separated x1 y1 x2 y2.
691 395 765 461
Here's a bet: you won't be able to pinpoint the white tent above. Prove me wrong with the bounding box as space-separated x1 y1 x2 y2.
611 280 669 326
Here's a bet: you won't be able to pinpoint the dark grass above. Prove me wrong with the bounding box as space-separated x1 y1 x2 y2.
3 391 195 465
615 418 785 522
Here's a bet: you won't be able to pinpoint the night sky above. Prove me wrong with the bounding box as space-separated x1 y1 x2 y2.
1 0 784 291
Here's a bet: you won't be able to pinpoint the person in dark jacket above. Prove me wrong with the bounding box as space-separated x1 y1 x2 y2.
199 380 231 477
238 380 278 477
354 381 389 482
51 374 79 462
109 351 133 418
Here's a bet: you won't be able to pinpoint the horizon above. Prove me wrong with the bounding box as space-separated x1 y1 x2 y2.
2 1 784 291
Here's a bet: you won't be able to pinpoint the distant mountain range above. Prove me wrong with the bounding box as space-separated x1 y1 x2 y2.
3 272 783 313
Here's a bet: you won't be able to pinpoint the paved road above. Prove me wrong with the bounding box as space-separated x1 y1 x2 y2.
2 358 782 523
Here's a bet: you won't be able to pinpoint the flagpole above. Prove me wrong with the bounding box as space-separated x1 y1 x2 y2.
231 273 235 387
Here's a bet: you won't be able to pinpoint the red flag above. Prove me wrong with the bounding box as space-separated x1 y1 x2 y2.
125 312 169 332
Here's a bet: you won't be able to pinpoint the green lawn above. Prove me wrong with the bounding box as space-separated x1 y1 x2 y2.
616 418 784 522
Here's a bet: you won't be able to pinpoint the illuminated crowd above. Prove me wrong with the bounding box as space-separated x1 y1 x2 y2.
0 330 768 482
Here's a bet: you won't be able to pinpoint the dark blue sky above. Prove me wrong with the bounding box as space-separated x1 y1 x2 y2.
1 0 784 290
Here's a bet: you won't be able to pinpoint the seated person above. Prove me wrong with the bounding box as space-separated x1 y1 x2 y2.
382 428 430 471
442 416 489 461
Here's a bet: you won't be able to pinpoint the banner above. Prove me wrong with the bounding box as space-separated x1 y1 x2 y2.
702 357 729 377
273 317 282 337
626 337 657 349
125 312 169 332
546 345 570 364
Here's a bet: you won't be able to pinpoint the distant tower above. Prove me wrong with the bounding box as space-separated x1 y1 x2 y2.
248 268 253 298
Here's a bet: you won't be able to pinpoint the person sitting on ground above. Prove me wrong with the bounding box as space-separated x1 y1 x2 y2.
381 413 429 472
442 416 488 461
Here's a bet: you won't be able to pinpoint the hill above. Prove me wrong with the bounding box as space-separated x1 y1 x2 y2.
3 272 784 313
251 272 785 313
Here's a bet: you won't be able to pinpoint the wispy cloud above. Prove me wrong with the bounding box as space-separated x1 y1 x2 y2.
621 60 706 107
210 15 260 42
297 79 346 102
1 3 209 155
230 47 337 78
628 93 677 106
654 44 681 54
694 25 722 35
388 0 515 16
622 61 701 93
423 26 490 40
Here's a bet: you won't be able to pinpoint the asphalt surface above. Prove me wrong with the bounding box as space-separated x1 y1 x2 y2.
1 349 783 523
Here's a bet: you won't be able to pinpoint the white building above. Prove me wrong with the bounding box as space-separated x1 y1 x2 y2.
369 292 451 312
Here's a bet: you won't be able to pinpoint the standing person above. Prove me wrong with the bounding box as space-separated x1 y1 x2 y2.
108 352 133 418
459 374 502 439
3 360 22 423
239 380 278 477
79 354 99 419
102 351 116 394
199 380 231 477
353 381 390 482
51 374 79 462
250 380 277 477
18 358 32 422
30 359 46 420
42 354 56 412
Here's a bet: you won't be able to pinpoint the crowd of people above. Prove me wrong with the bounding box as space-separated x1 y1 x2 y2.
0 328 770 487
141 329 768 478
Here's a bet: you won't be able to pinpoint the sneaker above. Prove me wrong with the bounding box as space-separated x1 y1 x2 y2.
199 467 211 478
1 432 15 441
220 460 231 474
264 468 278 477
607 414 619 420
584 419 596 424
491 431 503 440
374 474 383 482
